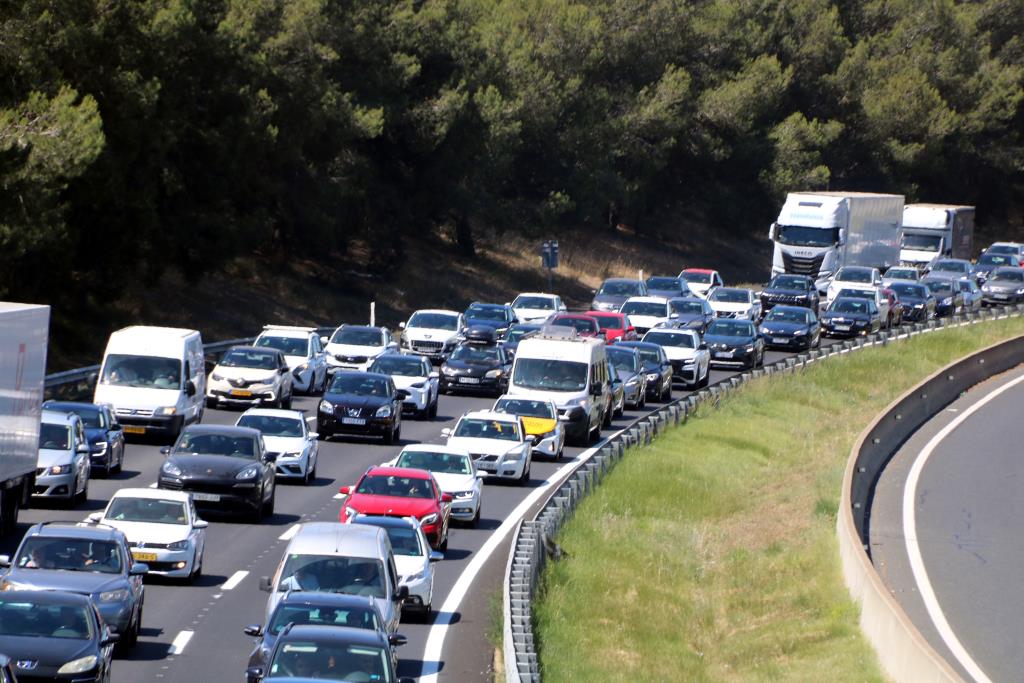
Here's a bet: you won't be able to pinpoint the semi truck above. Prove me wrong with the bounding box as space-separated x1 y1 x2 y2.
769 191 905 295
0 302 49 536
899 204 975 269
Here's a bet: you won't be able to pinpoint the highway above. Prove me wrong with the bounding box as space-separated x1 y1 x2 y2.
869 364 1024 683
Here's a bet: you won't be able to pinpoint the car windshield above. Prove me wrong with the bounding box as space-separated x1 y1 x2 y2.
891 284 927 298
765 309 810 324
551 317 598 333
706 321 754 337
330 328 383 346
0 600 94 640
15 538 123 574
453 418 521 441
100 354 182 389
58 407 104 429
380 526 423 557
769 275 810 290
355 475 435 499
987 245 1021 256
370 356 425 377
901 233 942 251
992 269 1024 282
511 358 587 392
681 271 715 284
219 349 278 370
450 345 500 363
836 289 873 300
669 300 705 315
589 315 622 330
277 556 386 599
978 254 1015 267
832 300 871 314
255 335 308 356
408 313 459 331
775 224 840 247
630 347 661 364
173 432 257 458
598 281 642 296
396 450 472 474
932 260 969 273
885 268 918 280
924 280 954 295
607 349 640 373
644 332 695 348
268 604 379 636
39 423 71 450
836 268 874 283
620 301 668 316
646 277 682 291
512 296 554 310
494 398 556 419
237 415 304 437
269 640 392 682
465 306 506 321
106 497 188 525
708 289 750 303
328 375 390 396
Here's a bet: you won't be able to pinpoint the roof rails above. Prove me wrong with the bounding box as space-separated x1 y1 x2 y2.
534 326 578 341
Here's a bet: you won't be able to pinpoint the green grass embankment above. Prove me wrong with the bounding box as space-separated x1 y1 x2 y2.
535 316 1024 681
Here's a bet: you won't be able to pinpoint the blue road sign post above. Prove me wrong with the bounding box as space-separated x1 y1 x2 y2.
541 240 559 291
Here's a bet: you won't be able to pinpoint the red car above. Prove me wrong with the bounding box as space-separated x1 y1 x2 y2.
585 311 638 344
339 466 452 549
548 314 602 338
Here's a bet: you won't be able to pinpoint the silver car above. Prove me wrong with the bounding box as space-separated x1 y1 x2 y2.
34 410 91 506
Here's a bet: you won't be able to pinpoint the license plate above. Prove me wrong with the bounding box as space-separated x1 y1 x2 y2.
716 351 733 358
230 389 253 397
994 294 1007 299
342 417 366 425
124 425 146 435
772 337 789 344
191 492 220 502
477 462 496 471
459 377 480 384
131 551 158 562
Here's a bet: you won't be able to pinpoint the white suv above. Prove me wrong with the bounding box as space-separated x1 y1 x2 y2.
399 310 465 363
826 266 882 307
442 411 533 484
324 325 397 375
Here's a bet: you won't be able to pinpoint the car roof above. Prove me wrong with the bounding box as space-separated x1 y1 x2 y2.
27 521 123 541
709 287 749 295
623 296 670 304
602 277 642 284
832 296 874 305
40 409 79 426
286 522 385 557
109 488 193 503
514 292 558 299
181 424 262 439
683 268 716 274
328 371 389 381
225 345 277 354
278 624 387 648
584 310 624 317
43 401 103 412
239 408 307 420
461 410 521 423
398 444 471 457
332 325 385 332
278 592 376 609
467 302 506 309
351 515 421 531
766 305 812 314
259 326 315 338
837 266 875 274
0 590 93 607
553 313 597 319
364 466 432 480
617 341 661 350
410 309 459 316
645 327 699 336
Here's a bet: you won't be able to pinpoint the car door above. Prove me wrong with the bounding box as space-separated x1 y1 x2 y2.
105 406 125 462
257 437 274 500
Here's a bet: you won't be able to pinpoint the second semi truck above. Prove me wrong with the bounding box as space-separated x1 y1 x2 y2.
899 204 975 269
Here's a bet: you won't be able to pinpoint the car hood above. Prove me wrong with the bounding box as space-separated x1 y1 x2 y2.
99 519 192 545
93 384 180 411
0 634 93 666
760 321 808 334
391 375 429 390
660 346 698 360
322 393 391 409
3 568 126 595
703 334 754 348
262 435 307 454
823 311 871 322
37 448 72 468
615 368 640 383
325 343 385 358
430 472 477 493
446 436 523 457
169 454 259 478
405 327 459 342
84 427 108 442
345 494 439 518
212 365 278 381
512 308 553 322
708 301 752 313
444 359 499 374
395 554 429 578
763 287 810 298
627 314 670 328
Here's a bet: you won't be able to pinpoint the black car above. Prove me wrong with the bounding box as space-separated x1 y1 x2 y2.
317 372 405 444
980 267 1024 305
667 297 716 334
759 274 819 312
159 425 277 521
42 401 125 476
0 591 117 683
820 297 881 337
500 323 543 359
463 302 517 334
758 305 820 350
889 282 937 321
440 336 512 397
606 346 647 409
703 319 765 369
616 342 673 402
244 593 394 683
247 624 411 683
921 277 965 317
645 276 692 300
972 253 1019 284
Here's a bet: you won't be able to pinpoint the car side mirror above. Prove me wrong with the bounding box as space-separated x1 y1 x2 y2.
475 471 487 479
338 486 351 495
258 576 273 592
278 367 288 375
243 624 264 637
0 555 11 568
440 427 452 438
185 380 196 397
77 443 91 454
245 667 264 681
591 382 603 396
429 371 439 380
396 585 410 601
531 435 541 446
441 493 453 503
429 551 444 562
88 511 103 524
389 633 409 648
101 630 120 646
194 519 209 529
396 389 409 400
320 335 329 345
398 321 406 329
308 432 319 440
264 453 277 462
130 563 149 575
768 222 777 241
160 447 171 456
111 422 123 431
699 342 708 350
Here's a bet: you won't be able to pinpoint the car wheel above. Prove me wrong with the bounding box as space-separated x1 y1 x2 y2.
439 532 448 552
75 474 88 506
114 446 124 474
429 397 438 419
282 391 292 410
305 458 316 484
263 486 275 518
471 505 481 527
661 381 671 402
205 397 217 410
383 424 396 445
603 406 613 427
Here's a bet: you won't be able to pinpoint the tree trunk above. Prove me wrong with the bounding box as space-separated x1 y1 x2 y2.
454 212 475 257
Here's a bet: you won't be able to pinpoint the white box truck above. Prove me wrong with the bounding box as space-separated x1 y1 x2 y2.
768 191 905 294
899 204 975 269
0 302 49 536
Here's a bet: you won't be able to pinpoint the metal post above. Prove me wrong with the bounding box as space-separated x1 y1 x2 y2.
370 301 376 327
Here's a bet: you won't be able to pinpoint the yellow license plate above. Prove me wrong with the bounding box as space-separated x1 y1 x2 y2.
124 426 146 434
132 551 157 562
230 389 253 397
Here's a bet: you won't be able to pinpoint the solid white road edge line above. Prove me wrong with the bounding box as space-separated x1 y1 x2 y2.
221 570 249 592
279 524 301 541
902 373 1024 683
418 439 610 681
168 629 194 656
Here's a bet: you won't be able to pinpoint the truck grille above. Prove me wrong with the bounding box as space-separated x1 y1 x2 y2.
116 407 154 417
781 252 824 277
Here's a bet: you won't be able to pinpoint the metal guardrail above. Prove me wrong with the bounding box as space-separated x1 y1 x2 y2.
502 304 1024 681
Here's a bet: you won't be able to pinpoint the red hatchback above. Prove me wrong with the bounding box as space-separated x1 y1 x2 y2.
339 466 452 549
548 314 602 338
585 311 638 344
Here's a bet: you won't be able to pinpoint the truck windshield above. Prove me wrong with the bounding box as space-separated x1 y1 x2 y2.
776 225 840 247
100 354 182 390
902 234 942 252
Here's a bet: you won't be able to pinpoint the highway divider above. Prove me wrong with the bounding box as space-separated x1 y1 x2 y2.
503 304 1024 682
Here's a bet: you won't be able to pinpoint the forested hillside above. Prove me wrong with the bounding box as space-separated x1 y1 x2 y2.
2 0 1023 310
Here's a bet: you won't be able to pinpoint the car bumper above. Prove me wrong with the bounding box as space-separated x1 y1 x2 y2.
115 413 183 437
273 455 310 479
207 387 280 406
400 574 432 611
473 454 527 480
129 546 196 577
530 431 563 458
401 387 432 412
902 307 930 321
821 322 872 337
670 361 699 383
317 415 397 437
32 471 77 498
158 478 263 511
448 492 480 520
982 293 1022 305
97 600 135 635
762 334 812 350
709 350 754 367
440 376 506 394
327 359 374 374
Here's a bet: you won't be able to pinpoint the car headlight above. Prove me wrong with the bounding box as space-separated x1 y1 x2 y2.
92 441 108 454
914 303 924 308
344 506 358 519
454 490 474 499
504 449 522 461
211 372 224 381
259 375 278 384
793 329 806 336
442 366 457 376
375 405 392 418
410 381 426 389
282 451 302 459
158 407 177 415
485 369 503 378
97 589 129 603
1016 288 1024 295
760 327 770 335
236 465 259 480
982 285 991 292
942 297 953 305
682 358 695 365
58 655 98 674
566 396 590 411
625 378 639 387
167 539 190 551
744 345 755 352
403 570 425 584
646 372 659 381
420 513 438 525
319 400 334 413
162 461 182 477
294 363 309 374
49 464 72 475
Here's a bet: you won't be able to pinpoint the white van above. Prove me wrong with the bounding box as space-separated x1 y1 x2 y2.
94 326 205 439
507 329 611 446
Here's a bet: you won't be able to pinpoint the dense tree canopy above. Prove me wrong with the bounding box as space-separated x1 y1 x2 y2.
1 0 1022 303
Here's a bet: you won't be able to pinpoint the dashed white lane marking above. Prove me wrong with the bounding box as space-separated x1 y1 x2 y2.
279 524 301 541
220 570 249 591
902 374 1024 683
148 482 158 488
333 493 345 500
168 630 194 655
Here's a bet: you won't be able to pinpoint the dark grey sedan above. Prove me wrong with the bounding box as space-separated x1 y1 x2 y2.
980 267 1024 305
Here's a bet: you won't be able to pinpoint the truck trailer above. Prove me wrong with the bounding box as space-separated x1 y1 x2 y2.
899 204 975 269
0 302 49 535
769 191 905 294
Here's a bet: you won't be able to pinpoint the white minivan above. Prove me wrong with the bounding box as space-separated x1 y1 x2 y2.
94 326 205 440
507 329 611 446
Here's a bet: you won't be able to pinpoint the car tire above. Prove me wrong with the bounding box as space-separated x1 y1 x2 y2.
205 397 217 410
114 447 124 474
471 505 480 528
603 406 613 427
439 532 448 552
189 550 202 582
429 398 438 419
263 486 275 519
282 391 292 410
305 459 316 485
661 382 671 402
75 474 88 506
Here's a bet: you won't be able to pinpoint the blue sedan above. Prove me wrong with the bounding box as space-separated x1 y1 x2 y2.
758 306 820 350
42 401 125 476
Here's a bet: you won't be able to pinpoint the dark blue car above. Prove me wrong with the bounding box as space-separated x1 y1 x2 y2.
758 305 820 350
42 401 125 476
703 319 765 369
462 302 517 334
667 297 716 334
759 274 819 311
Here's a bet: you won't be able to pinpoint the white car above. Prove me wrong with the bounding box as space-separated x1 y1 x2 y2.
236 408 319 484
253 325 329 394
641 329 710 388
349 515 442 618
492 396 564 460
706 288 762 320
825 266 882 306
618 296 674 335
388 446 484 525
881 267 920 288
324 325 398 375
207 346 294 409
679 269 724 299
89 488 208 581
369 353 440 420
441 411 533 484
399 310 465 364
509 292 566 324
